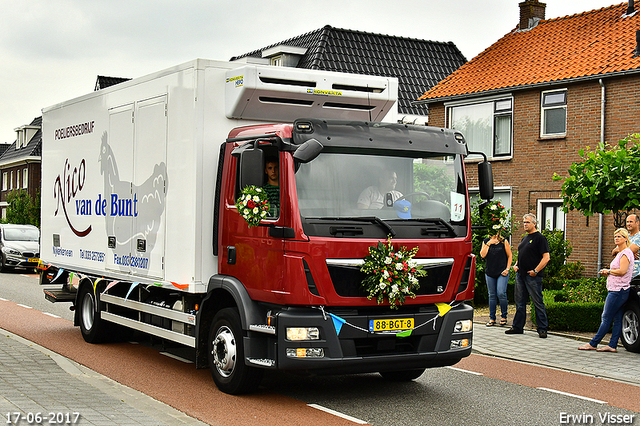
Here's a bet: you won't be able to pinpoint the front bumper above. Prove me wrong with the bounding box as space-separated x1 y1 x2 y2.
3 253 40 269
264 303 473 374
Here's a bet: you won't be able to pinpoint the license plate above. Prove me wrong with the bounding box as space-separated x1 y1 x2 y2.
27 258 39 263
369 318 414 332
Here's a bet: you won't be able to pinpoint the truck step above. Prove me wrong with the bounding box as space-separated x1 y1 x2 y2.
249 324 276 335
247 358 276 368
43 288 76 303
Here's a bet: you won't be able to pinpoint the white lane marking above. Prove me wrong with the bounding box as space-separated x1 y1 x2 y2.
307 404 369 424
447 366 484 375
537 387 607 404
43 312 61 318
0 297 8 301
160 352 193 364
17 304 33 309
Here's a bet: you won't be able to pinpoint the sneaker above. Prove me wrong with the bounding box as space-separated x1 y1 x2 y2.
504 328 523 335
538 330 548 338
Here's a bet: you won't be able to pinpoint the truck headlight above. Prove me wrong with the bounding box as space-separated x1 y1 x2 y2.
286 327 320 341
454 320 472 333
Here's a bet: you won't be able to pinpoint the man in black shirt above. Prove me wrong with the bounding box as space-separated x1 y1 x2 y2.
506 213 550 338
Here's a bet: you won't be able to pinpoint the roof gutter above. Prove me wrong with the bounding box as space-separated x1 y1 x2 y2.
415 68 640 105
596 78 606 276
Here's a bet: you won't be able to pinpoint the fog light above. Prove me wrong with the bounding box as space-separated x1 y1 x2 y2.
286 348 325 358
286 327 320 341
450 339 470 349
454 320 473 333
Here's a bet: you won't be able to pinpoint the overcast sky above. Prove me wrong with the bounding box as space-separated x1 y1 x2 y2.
0 0 621 144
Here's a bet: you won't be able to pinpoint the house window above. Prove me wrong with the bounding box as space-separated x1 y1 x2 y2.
538 200 565 232
1 172 6 191
270 55 283 66
448 97 512 159
16 170 20 189
470 188 512 219
23 168 28 188
541 89 567 137
9 171 13 190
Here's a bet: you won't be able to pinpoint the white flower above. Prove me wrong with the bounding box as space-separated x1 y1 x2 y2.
255 188 262 192
391 284 399 294
243 209 249 215
408 260 418 268
382 270 389 279
492 224 501 230
253 207 259 214
490 204 497 210
409 274 418 285
396 263 403 271
384 257 392 265
378 283 387 290
260 211 267 217
253 195 260 202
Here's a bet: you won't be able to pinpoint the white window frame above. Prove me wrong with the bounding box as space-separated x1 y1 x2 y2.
9 171 13 190
537 199 566 232
445 95 513 160
22 167 28 188
1 172 6 191
540 89 567 138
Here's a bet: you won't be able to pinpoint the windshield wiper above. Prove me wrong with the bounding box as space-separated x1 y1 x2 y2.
315 216 396 237
403 218 456 237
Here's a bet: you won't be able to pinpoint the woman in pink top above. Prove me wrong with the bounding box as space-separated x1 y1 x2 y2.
579 228 633 353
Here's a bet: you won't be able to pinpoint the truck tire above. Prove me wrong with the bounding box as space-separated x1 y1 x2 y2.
379 368 426 381
621 303 640 353
208 308 264 394
78 285 111 344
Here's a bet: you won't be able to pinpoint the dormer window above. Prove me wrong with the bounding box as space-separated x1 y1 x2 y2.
262 45 307 67
14 124 39 149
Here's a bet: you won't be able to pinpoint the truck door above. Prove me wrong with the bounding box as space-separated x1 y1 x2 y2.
105 104 134 275
105 96 168 279
221 147 286 301
132 95 167 280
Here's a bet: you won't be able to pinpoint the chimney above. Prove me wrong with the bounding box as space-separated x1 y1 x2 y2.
519 0 546 30
626 0 635 16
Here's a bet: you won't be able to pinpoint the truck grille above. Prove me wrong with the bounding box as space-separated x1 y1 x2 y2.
327 262 453 297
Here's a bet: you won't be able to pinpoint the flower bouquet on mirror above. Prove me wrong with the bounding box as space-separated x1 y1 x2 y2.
235 185 270 228
480 200 509 236
360 236 426 309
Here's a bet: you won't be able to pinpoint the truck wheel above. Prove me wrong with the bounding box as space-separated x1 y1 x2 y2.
208 308 264 394
78 285 110 343
621 303 640 353
379 368 426 381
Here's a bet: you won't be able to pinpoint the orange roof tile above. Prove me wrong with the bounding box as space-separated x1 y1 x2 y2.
418 1 640 102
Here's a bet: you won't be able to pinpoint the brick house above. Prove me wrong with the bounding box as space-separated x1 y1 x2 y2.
231 25 468 124
0 116 42 221
417 0 640 275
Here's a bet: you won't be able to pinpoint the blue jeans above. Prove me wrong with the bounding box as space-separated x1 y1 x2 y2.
513 273 548 332
485 274 508 321
590 288 630 349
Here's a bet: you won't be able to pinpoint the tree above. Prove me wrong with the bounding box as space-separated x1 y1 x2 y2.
553 134 640 218
5 189 40 227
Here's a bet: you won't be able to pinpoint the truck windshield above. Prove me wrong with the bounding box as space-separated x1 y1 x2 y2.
295 152 468 238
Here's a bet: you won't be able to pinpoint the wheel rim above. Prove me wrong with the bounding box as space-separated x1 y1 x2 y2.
81 292 95 332
212 326 237 378
622 310 639 345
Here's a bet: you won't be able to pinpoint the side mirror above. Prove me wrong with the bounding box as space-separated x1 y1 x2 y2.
238 147 264 189
293 138 323 164
477 160 494 200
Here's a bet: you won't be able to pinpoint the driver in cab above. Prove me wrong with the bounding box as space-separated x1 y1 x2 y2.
357 169 403 209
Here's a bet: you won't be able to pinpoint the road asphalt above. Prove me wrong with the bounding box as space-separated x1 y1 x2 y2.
1 318 638 425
